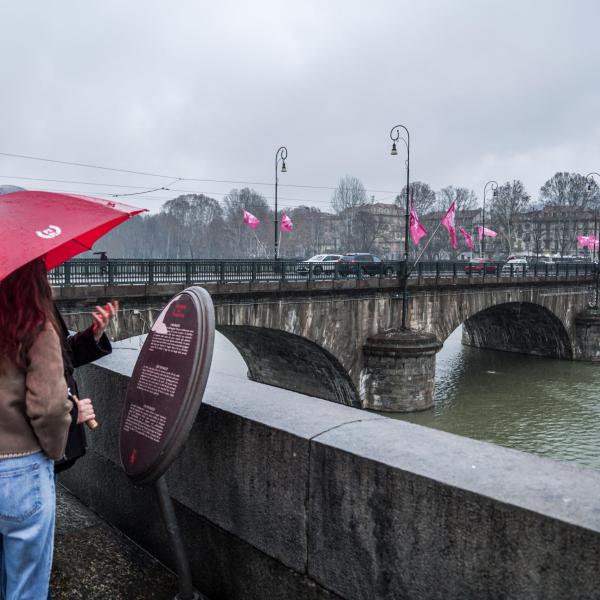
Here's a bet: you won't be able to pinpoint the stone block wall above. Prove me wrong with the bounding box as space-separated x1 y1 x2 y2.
60 348 600 599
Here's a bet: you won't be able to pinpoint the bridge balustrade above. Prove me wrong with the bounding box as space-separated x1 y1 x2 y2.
47 258 595 287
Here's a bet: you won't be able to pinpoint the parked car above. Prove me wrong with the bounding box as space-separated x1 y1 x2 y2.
463 258 498 275
501 257 528 275
297 254 342 275
337 253 397 277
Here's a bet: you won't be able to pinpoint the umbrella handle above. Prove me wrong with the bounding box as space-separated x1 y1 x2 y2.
70 393 99 430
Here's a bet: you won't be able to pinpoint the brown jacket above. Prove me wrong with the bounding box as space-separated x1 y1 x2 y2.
0 321 71 460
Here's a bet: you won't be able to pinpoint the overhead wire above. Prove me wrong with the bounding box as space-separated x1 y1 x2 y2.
0 179 397 209
0 151 400 195
110 178 184 198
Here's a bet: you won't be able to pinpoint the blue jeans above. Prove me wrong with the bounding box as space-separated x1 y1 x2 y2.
0 452 55 600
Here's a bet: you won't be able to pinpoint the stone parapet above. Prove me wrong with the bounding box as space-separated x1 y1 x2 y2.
59 346 600 599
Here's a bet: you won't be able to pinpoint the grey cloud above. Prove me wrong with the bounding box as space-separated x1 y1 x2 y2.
0 0 599 213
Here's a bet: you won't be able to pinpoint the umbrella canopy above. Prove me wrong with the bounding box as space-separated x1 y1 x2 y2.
0 190 146 280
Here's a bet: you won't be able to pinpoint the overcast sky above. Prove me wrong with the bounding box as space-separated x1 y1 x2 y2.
1 0 599 213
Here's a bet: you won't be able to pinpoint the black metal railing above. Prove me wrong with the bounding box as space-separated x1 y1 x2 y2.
47 258 596 287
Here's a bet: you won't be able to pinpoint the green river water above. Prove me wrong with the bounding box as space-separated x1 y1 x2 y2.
394 327 600 470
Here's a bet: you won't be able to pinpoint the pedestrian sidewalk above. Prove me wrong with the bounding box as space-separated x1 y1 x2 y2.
51 485 179 599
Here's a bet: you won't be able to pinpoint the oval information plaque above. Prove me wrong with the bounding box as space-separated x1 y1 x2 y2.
119 286 215 485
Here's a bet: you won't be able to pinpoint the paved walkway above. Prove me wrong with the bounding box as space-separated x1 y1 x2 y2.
51 485 179 599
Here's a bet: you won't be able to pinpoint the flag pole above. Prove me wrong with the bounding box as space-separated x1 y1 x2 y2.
252 231 267 258
408 219 445 276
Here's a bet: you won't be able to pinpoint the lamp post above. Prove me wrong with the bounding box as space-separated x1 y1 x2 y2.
390 124 410 329
274 146 288 259
586 172 600 307
481 181 498 258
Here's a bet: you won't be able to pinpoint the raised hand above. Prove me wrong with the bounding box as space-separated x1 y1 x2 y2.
92 300 119 341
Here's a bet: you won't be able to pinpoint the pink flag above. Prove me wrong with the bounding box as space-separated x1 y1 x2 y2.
577 235 590 247
280 210 293 232
458 226 474 250
409 206 427 245
577 235 599 249
242 209 260 230
441 202 457 249
477 225 497 241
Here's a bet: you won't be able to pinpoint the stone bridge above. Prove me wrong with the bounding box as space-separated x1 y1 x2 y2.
54 274 600 412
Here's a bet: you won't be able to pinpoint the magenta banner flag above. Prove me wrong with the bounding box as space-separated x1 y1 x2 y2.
280 210 293 232
243 209 260 230
577 235 599 249
577 235 590 247
409 206 427 245
458 225 474 250
441 202 457 249
477 225 497 241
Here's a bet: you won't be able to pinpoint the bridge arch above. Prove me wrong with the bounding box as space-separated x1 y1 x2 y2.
413 285 581 359
460 302 573 359
217 325 360 408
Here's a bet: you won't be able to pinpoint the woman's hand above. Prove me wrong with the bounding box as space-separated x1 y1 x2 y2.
75 397 96 425
92 300 119 342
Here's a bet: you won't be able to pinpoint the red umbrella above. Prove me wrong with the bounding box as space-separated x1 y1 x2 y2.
0 190 146 280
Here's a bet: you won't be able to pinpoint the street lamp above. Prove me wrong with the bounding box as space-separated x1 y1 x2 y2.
390 124 410 329
586 172 600 307
274 146 288 259
481 181 498 258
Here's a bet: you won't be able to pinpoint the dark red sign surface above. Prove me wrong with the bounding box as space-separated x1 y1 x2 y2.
119 287 214 485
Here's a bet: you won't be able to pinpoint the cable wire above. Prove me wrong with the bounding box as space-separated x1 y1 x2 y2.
0 151 400 194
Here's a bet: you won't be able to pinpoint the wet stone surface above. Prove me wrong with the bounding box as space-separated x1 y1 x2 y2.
51 485 178 600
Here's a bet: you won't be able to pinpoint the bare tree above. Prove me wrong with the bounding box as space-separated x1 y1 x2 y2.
101 212 181 258
352 207 389 253
437 186 478 212
489 180 530 256
331 175 368 213
396 181 436 214
285 206 324 257
530 211 546 259
223 188 272 258
161 194 224 258
553 209 577 257
540 172 600 209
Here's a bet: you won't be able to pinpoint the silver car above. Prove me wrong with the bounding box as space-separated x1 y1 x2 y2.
297 254 342 275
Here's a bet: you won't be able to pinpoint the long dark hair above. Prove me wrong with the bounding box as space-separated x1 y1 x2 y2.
0 258 59 371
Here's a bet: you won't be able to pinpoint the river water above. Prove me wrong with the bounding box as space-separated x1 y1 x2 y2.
210 329 600 471
393 327 600 471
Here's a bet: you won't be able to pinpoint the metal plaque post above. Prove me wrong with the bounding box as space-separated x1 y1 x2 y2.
119 286 215 600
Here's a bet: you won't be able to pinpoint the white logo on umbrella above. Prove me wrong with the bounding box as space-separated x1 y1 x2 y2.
36 225 62 239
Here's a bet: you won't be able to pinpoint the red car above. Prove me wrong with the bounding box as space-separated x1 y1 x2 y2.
463 258 497 274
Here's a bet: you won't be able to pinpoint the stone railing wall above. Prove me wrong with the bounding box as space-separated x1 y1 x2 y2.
59 347 600 599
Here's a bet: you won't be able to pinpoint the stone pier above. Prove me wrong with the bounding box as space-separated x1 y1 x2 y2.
360 329 442 411
574 309 600 361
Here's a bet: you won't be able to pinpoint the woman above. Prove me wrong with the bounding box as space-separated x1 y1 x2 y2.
0 258 72 599
53 300 116 473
